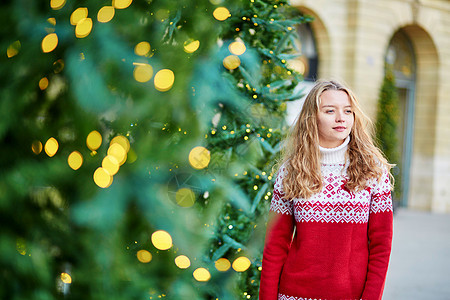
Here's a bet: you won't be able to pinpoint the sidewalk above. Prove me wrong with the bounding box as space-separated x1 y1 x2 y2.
383 209 450 299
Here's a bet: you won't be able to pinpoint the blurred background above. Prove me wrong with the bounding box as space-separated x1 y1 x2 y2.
1 0 449 299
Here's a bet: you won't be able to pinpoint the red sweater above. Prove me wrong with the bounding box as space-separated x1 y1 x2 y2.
259 141 393 300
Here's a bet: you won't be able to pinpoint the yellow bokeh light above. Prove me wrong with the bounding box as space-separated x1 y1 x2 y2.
137 250 152 263
175 188 196 207
31 140 43 155
102 155 119 176
223 55 240 70
135 41 151 56
7 41 21 58
110 135 130 153
113 0 133 9
133 63 153 83
97 6 115 23
68 151 83 170
86 131 102 151
45 137 59 157
42 33 58 53
70 7 88 25
50 0 66 10
232 256 251 272
75 18 93 38
213 7 230 21
60 272 72 284
215 258 231 272
229 41 246 55
151 230 172 250
188 146 210 170
193 268 211 282
184 40 200 53
107 143 127 165
93 167 113 188
175 255 191 269
154 69 175 92
39 77 49 90
47 18 56 26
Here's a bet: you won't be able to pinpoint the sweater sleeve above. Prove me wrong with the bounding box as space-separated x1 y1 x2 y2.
259 166 295 300
361 169 394 300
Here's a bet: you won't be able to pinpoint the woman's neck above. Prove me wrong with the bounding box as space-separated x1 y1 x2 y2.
319 136 350 164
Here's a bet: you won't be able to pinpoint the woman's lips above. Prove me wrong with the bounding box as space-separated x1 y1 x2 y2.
333 126 346 132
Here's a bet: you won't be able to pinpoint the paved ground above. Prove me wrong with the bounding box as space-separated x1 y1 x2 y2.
383 209 450 299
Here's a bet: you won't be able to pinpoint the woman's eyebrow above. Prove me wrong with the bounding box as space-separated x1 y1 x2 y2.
321 104 352 108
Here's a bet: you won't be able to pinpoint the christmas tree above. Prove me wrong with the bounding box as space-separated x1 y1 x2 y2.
0 0 310 298
375 67 401 206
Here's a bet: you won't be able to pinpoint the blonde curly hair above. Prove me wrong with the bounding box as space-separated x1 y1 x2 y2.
278 79 393 200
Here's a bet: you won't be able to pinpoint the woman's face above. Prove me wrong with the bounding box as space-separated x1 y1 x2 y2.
317 89 354 148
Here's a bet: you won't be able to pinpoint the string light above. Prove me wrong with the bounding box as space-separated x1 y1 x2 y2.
137 250 152 263
60 273 72 284
45 137 59 157
213 7 230 21
232 257 251 272
102 155 119 175
151 230 173 250
193 268 211 282
154 69 175 92
41 33 58 53
50 0 66 10
107 143 127 165
86 131 102 151
113 0 133 9
68 151 83 170
229 41 246 55
39 77 49 90
175 255 191 269
110 135 130 153
223 55 240 70
97 6 115 23
134 41 151 56
133 63 153 82
215 258 231 272
70 8 88 25
188 146 210 169
75 18 93 38
93 167 113 188
184 40 200 53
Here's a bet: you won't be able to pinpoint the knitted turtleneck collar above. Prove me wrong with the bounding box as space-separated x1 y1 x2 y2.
319 136 350 164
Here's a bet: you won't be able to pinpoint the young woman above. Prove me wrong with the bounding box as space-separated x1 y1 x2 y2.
259 80 394 300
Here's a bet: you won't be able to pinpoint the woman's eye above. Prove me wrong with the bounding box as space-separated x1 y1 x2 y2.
345 110 353 114
326 110 334 113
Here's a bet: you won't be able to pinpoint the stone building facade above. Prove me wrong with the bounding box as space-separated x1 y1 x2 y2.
288 0 450 213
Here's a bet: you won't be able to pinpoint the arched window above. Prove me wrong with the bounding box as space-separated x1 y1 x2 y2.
386 31 416 83
385 30 416 207
292 22 318 81
286 20 319 125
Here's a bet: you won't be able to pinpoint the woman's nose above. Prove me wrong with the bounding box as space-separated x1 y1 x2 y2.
336 111 344 122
